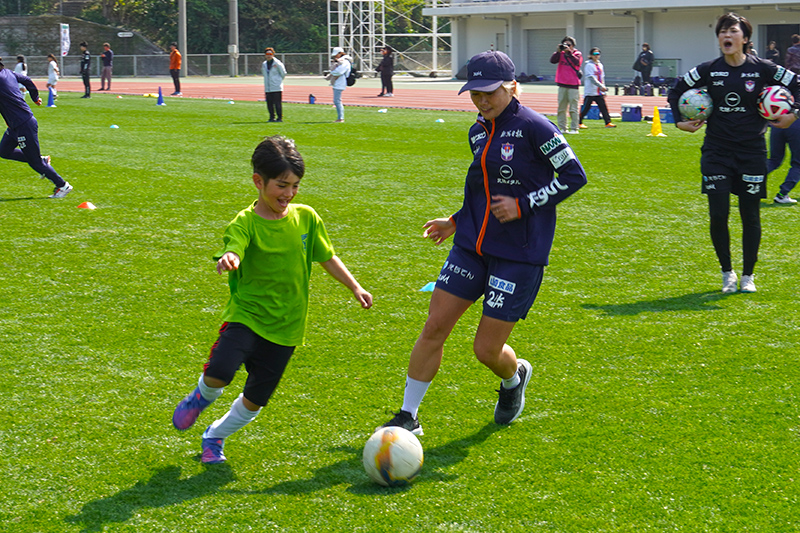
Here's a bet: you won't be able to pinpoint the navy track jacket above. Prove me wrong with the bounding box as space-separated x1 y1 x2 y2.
0 68 39 129
452 98 587 265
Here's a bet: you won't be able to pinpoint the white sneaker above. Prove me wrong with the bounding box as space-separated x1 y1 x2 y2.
740 274 757 293
49 182 73 199
566 129 579 134
385 93 393 97
722 271 738 294
774 193 797 204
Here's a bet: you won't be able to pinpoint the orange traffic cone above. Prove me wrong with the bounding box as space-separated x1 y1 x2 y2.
77 201 97 210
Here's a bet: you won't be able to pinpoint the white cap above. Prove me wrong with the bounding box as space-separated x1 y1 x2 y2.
331 46 344 57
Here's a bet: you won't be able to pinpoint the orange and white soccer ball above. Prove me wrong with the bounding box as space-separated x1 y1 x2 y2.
757 85 794 120
362 427 423 487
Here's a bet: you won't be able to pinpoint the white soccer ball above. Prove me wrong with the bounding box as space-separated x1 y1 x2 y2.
678 88 713 121
757 85 794 120
362 427 423 487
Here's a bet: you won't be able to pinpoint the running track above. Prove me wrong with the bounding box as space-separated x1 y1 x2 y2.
47 78 670 116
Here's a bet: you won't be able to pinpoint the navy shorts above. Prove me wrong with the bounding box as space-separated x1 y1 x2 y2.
700 147 767 198
435 245 544 322
203 322 295 406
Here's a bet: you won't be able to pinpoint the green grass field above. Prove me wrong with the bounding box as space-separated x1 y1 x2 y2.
2 93 799 532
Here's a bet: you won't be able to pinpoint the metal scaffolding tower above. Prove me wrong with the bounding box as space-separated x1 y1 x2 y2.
327 0 451 75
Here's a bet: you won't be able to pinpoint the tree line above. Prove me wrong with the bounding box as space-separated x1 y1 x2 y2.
2 0 431 54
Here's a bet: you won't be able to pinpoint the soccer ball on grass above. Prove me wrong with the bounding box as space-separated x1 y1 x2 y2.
362 427 423 487
757 85 794 120
678 88 713 121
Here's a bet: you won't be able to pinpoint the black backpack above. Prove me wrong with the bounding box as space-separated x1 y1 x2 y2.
346 65 358 86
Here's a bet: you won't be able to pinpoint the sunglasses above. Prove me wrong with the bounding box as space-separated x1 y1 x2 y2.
592 52 601 56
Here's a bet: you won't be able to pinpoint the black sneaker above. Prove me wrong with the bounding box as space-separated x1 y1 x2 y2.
377 410 423 435
494 359 532 425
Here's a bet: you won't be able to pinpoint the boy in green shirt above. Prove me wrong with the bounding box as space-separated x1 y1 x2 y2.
173 135 373 464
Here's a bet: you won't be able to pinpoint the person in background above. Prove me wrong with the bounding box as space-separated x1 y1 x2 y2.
578 47 616 129
169 42 182 96
768 119 800 204
550 36 582 134
668 12 800 294
46 53 59 100
328 47 351 123
786 34 800 74
79 41 90 98
98 43 113 91
765 41 780 65
377 45 394 97
636 43 655 84
13 55 26 96
261 47 287 122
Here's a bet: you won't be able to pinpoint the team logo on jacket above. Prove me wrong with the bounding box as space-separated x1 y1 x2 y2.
745 80 755 92
500 143 514 161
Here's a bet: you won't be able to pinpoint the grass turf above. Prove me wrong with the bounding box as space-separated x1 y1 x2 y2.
1 93 799 532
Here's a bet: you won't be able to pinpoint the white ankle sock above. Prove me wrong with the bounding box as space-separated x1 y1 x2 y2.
502 370 520 390
197 373 224 402
401 376 431 418
204 394 260 439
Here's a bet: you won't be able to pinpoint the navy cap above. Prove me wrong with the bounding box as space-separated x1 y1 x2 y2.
458 51 516 95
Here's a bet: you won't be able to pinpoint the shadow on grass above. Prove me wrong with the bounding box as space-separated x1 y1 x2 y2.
233 422 502 496
64 464 234 533
582 290 727 316
0 196 41 202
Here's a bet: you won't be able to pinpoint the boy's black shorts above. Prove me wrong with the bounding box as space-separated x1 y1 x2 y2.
700 147 767 198
204 322 295 407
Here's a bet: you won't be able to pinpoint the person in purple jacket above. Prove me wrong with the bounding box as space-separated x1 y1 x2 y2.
0 58 72 198
378 51 587 435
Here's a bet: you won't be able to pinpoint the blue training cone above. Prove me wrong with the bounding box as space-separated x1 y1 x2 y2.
47 87 56 107
156 87 166 106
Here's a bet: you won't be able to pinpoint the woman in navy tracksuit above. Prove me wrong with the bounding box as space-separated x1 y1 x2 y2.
379 51 587 435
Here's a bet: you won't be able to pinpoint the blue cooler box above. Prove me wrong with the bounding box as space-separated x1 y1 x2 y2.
658 107 674 123
621 103 642 122
586 105 600 120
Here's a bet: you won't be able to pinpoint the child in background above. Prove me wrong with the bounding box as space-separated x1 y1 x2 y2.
172 135 373 464
46 54 59 99
14 56 26 95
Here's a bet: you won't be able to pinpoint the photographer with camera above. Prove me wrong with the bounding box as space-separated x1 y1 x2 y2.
550 36 583 134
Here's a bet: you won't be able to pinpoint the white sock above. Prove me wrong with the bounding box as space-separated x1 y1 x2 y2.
502 370 520 390
203 394 260 439
197 373 224 403
401 376 431 418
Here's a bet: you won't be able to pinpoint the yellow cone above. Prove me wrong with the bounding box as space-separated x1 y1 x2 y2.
648 106 667 137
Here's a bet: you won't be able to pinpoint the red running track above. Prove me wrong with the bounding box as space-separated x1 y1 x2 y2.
46 78 670 116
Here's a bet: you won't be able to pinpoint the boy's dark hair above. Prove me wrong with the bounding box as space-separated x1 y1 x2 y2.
252 136 305 181
80 41 88 47
715 12 752 43
793 34 800 45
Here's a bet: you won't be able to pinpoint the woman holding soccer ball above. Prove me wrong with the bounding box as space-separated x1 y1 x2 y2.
668 12 800 294
378 51 587 435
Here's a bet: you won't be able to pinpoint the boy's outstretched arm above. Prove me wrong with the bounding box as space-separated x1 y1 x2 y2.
320 255 373 309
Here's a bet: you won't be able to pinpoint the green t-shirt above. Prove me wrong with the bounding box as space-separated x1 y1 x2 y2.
213 202 335 346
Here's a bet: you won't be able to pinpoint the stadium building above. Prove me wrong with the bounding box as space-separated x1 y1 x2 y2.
425 0 800 82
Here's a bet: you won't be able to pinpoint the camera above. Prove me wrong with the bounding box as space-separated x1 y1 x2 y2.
558 43 567 51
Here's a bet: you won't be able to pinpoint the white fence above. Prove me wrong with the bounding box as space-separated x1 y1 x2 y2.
26 51 451 78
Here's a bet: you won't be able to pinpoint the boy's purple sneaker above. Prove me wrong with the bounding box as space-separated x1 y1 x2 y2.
201 435 226 464
172 387 212 430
